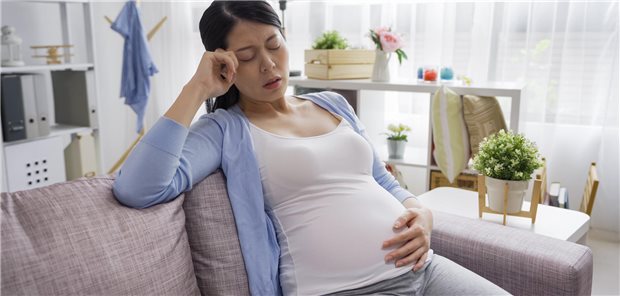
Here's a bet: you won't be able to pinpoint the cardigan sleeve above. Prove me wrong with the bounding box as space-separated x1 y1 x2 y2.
328 92 416 203
112 115 224 209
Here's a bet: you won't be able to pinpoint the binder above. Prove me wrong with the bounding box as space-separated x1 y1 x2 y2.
33 74 50 137
20 75 40 139
64 131 98 180
1 75 27 142
52 69 98 128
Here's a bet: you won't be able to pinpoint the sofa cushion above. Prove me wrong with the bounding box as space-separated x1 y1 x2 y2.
431 86 471 183
1 176 200 296
183 170 250 295
462 95 508 155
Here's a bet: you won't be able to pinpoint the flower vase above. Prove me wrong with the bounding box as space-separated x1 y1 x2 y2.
371 51 391 82
485 176 529 214
387 139 406 159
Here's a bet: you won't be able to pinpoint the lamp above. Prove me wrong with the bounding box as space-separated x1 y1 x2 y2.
1 25 25 67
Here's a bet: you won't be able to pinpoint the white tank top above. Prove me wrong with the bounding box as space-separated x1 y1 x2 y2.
249 117 416 295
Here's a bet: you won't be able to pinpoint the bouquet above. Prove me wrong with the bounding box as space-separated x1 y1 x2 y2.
369 27 408 65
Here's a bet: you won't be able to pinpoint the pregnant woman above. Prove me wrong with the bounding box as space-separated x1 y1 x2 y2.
113 1 508 295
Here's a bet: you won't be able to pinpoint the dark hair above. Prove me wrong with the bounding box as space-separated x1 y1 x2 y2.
199 1 283 113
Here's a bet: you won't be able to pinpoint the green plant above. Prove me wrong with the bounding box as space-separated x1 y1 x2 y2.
473 129 543 181
312 30 348 50
383 123 411 141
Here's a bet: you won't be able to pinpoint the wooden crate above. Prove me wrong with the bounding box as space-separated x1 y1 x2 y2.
429 170 479 192
304 49 374 80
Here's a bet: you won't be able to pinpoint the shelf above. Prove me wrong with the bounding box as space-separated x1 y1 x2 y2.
379 146 428 168
0 64 94 74
288 77 525 98
428 165 479 175
3 125 94 147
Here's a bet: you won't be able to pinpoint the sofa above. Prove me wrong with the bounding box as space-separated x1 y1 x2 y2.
1 170 593 295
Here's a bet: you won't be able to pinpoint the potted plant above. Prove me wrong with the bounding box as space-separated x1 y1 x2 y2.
473 129 543 214
368 26 408 82
305 31 375 80
384 123 411 159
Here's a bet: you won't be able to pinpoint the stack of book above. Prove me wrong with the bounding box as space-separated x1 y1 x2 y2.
548 182 569 209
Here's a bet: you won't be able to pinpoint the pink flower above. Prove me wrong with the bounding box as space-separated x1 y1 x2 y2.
374 26 390 36
379 31 402 53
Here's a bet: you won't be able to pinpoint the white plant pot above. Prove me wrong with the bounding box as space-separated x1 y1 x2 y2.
387 139 406 159
485 176 529 214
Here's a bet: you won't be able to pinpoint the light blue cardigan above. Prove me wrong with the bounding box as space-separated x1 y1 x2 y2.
113 91 414 295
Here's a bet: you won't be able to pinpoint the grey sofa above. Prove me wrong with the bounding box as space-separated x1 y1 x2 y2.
1 170 593 295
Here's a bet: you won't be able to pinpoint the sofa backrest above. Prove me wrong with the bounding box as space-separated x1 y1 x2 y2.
183 170 250 295
1 176 200 295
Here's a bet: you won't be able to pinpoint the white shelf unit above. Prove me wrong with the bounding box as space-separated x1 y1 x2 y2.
0 0 102 193
288 76 525 192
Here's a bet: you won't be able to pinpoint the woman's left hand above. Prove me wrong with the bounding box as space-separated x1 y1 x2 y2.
382 207 432 272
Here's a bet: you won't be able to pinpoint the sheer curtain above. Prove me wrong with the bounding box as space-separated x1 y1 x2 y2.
133 1 617 235
283 1 619 234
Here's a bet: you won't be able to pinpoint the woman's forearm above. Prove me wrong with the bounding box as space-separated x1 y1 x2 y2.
164 81 209 128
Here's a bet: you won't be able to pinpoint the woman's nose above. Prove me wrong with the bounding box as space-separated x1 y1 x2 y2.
260 52 276 73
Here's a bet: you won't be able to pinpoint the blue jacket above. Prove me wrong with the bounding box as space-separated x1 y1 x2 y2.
113 91 414 295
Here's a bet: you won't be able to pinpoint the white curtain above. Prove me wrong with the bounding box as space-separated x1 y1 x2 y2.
125 1 617 235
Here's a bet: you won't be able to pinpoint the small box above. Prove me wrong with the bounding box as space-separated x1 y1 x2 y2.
304 49 375 80
430 170 478 192
3 136 66 192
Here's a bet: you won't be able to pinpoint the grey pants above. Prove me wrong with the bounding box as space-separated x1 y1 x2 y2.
325 254 510 296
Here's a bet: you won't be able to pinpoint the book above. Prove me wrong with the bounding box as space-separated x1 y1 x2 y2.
1 75 27 142
559 187 569 209
20 75 40 139
33 74 50 137
549 182 561 207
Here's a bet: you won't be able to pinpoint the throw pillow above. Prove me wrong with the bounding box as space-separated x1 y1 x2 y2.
462 95 508 155
183 170 250 295
431 86 471 183
1 176 200 295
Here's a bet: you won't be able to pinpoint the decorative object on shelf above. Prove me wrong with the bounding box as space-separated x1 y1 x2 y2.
417 66 424 80
304 31 374 80
312 30 348 50
440 66 454 81
429 170 478 192
30 45 73 64
369 26 407 82
1 25 25 67
383 123 411 159
422 65 438 82
473 129 543 216
458 74 472 86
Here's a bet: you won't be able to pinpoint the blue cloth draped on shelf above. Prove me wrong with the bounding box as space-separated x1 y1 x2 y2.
111 0 158 133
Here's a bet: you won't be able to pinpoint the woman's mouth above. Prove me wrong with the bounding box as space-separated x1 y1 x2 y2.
263 77 282 90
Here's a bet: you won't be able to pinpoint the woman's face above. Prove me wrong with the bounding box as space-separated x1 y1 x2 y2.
226 20 289 102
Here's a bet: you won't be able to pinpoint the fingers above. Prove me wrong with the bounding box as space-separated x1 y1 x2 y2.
384 232 426 264
383 223 423 249
393 208 419 230
213 49 238 83
413 252 429 272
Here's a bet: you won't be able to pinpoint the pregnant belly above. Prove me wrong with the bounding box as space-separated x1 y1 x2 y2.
273 179 413 293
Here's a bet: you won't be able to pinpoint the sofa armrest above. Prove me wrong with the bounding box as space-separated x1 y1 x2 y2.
431 211 593 296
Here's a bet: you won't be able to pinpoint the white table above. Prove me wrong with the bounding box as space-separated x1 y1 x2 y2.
418 187 590 243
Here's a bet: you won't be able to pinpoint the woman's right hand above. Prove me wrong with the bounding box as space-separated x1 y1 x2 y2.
189 49 239 100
